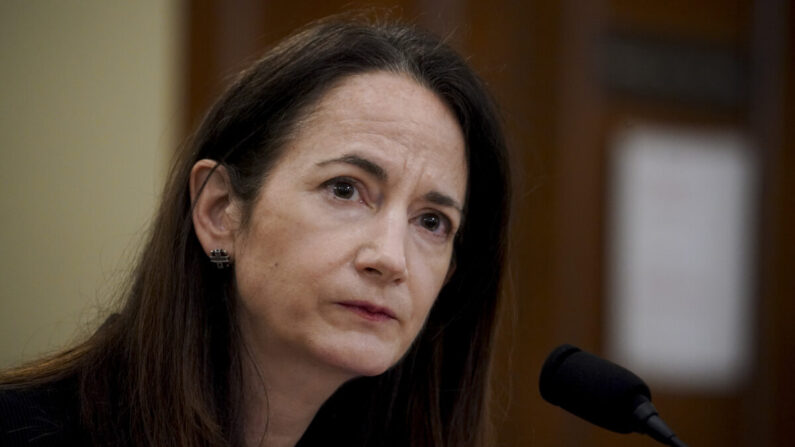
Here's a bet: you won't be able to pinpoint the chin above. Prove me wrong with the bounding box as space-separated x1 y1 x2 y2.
315 337 403 378
346 361 392 378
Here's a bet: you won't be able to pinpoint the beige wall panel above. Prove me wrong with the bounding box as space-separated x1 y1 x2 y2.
0 0 180 367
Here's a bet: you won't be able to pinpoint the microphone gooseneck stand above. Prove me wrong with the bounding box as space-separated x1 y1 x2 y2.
632 398 688 447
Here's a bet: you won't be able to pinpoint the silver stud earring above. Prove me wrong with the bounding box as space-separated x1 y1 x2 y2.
209 249 231 269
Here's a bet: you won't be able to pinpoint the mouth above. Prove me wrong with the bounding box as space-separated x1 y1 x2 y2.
337 301 397 322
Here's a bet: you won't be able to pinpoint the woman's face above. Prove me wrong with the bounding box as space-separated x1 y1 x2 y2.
232 71 467 378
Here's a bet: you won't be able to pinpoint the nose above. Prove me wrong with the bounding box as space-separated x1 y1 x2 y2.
354 211 408 285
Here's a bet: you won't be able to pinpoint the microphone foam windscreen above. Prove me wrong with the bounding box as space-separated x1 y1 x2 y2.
539 344 652 433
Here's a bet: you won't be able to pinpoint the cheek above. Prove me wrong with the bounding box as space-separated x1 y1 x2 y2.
233 210 349 312
233 215 298 309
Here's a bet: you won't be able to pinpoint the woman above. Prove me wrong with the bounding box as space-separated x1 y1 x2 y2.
0 16 511 447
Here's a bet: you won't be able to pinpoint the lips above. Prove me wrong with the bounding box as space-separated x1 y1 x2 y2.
337 301 397 322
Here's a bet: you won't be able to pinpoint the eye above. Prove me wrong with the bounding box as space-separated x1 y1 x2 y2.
332 180 355 199
420 213 440 231
323 177 362 202
415 211 452 238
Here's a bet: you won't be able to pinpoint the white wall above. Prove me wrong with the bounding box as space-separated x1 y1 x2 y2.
0 1 180 368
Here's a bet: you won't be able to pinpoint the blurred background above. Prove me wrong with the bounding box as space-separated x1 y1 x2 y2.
1 1 792 446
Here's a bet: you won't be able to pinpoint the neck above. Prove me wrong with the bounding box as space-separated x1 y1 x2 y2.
238 319 353 447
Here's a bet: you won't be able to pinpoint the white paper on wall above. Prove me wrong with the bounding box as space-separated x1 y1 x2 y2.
606 124 756 392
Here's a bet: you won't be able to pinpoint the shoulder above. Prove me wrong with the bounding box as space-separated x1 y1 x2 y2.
0 380 89 446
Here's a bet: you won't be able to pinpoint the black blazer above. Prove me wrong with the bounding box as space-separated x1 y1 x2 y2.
0 380 89 446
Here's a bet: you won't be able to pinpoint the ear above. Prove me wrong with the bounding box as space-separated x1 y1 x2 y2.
190 159 241 259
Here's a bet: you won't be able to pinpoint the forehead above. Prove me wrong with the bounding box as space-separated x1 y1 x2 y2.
282 71 468 197
314 72 449 119
306 72 462 143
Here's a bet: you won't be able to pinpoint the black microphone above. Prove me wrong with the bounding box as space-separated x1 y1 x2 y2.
539 344 688 447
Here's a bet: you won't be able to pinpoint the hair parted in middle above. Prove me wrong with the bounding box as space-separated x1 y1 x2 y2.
180 17 511 446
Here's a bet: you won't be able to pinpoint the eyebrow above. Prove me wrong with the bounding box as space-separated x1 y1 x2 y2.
316 153 464 214
424 191 463 215
316 154 387 181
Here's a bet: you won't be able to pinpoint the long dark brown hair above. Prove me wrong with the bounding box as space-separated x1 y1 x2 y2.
1 16 511 447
